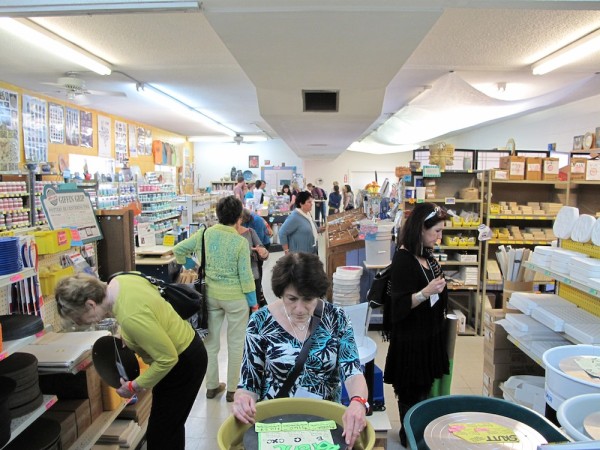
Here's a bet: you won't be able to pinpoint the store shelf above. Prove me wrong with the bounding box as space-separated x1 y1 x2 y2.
506 335 545 368
439 261 478 266
0 267 36 289
489 179 569 186
436 245 479 250
0 326 51 362
68 402 128 450
486 214 557 220
7 395 58 447
37 351 94 375
523 261 600 298
488 239 555 245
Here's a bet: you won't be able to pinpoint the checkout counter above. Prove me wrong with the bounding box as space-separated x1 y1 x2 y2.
135 245 179 282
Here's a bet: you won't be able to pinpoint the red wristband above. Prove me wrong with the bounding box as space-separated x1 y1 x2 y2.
127 381 135 393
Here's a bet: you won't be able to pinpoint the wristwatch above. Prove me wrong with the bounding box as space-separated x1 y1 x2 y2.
350 396 370 411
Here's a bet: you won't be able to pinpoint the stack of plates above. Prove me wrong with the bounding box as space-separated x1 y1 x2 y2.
332 266 363 306
530 246 558 268
0 353 43 418
0 237 23 276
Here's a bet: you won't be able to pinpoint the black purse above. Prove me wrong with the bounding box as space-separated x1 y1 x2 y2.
192 227 208 336
107 271 203 320
366 263 392 309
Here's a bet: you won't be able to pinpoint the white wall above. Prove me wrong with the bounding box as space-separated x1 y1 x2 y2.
193 139 303 188
445 93 600 156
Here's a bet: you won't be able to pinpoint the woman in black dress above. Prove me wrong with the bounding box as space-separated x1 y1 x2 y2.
382 202 450 447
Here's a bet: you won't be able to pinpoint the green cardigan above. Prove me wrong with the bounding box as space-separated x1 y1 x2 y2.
173 224 255 300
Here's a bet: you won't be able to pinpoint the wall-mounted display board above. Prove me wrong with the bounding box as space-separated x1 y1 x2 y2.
41 184 103 243
261 166 297 190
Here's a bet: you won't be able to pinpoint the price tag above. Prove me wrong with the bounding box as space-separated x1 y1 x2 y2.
445 197 456 205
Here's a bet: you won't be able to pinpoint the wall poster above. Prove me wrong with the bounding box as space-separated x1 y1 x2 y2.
115 120 127 165
136 127 146 156
65 107 80 147
97 115 111 158
49 103 65 144
0 88 20 171
145 129 152 155
22 95 48 162
80 110 93 148
128 124 137 158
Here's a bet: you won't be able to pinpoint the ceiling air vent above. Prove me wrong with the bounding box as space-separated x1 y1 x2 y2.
303 90 338 112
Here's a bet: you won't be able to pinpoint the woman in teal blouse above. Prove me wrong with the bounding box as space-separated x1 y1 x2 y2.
173 196 256 402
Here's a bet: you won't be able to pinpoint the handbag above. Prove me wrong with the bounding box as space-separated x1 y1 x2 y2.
107 271 203 320
275 301 323 398
192 227 208 336
367 263 392 309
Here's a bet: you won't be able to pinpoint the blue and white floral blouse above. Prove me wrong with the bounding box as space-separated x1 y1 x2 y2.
237 300 363 402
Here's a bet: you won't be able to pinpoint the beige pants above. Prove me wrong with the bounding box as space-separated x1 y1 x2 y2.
203 295 249 391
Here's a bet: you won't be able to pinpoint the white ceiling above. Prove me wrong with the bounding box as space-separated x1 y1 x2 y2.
1 1 600 159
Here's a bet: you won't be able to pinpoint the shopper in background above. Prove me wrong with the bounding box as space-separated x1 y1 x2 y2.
253 179 266 209
233 175 246 202
173 196 256 403
343 184 355 210
241 208 271 307
328 184 342 216
55 273 207 450
244 182 254 206
280 184 291 197
278 191 320 254
382 202 449 447
289 181 300 210
307 183 327 225
232 252 368 449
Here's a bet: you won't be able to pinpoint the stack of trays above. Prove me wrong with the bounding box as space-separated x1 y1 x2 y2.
569 257 600 291
4 417 61 450
509 293 573 315
532 305 600 333
498 314 561 341
0 237 23 276
530 246 557 268
565 323 600 344
549 249 589 274
529 338 571 357
0 353 43 418
331 266 363 306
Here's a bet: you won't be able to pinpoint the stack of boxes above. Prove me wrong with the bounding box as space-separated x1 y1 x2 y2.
493 156 560 180
326 209 365 247
482 310 544 398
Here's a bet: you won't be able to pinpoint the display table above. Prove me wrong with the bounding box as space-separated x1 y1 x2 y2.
135 247 178 282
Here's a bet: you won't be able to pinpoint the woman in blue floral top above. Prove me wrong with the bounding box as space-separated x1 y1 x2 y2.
232 252 368 448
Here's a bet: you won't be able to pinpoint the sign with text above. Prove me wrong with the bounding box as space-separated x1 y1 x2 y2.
41 185 102 244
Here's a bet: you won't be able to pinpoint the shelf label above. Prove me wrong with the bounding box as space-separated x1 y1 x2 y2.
9 273 24 282
162 235 176 246
45 397 58 410
445 197 456 205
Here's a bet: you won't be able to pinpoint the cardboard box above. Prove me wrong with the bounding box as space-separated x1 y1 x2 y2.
586 159 600 181
502 280 534 310
491 169 509 180
483 359 543 383
452 309 466 333
484 309 505 327
525 157 542 180
542 157 560 180
51 398 92 437
483 322 513 350
499 156 526 180
570 157 587 180
482 378 503 398
484 346 533 365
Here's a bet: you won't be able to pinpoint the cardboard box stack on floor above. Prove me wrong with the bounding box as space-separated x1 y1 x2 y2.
482 309 544 398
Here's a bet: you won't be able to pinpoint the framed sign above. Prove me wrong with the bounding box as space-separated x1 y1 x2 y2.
41 184 103 243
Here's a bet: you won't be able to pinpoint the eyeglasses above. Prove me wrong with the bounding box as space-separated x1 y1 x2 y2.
424 206 443 222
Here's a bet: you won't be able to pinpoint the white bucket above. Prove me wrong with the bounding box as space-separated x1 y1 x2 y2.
335 266 363 278
557 393 600 441
365 239 391 266
542 345 600 410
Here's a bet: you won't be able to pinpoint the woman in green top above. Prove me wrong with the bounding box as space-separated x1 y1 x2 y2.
55 272 207 450
173 195 257 402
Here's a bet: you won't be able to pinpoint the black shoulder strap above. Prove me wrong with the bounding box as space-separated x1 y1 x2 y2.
275 300 324 398
106 270 159 285
198 225 207 279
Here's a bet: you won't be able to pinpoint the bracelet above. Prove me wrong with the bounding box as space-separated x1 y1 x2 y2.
350 396 369 411
127 381 136 393
415 291 428 302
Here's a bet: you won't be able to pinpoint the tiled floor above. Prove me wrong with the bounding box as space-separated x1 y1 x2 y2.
183 253 484 449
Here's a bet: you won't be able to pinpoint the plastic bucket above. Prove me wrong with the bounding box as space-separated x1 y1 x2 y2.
217 398 375 450
542 345 600 410
557 393 600 441
336 265 364 277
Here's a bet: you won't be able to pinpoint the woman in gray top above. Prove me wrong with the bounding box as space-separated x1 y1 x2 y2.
278 191 320 254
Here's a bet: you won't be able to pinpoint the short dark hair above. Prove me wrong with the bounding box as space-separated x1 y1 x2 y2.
237 176 245 183
294 190 312 207
255 180 262 189
333 185 340 193
216 195 243 225
344 184 352 192
271 252 329 299
399 202 449 256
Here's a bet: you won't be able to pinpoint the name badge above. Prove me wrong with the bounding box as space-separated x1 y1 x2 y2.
430 293 440 307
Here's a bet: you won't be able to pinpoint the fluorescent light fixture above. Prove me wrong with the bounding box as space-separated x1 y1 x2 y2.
0 0 200 16
532 28 600 75
139 83 236 136
0 18 112 75
188 135 267 143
